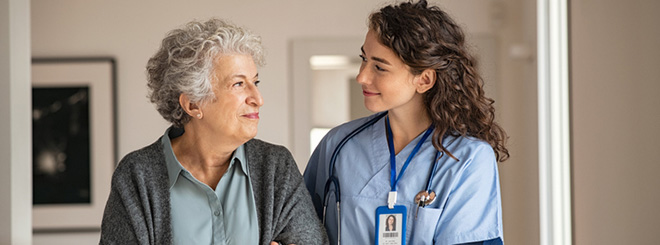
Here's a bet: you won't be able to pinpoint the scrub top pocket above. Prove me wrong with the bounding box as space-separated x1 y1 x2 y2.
409 206 442 245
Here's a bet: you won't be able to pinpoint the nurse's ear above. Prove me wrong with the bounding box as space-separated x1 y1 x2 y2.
179 93 203 119
414 68 436 94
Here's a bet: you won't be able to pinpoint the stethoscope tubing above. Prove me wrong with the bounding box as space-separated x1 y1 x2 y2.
325 112 388 204
425 151 442 192
323 112 387 245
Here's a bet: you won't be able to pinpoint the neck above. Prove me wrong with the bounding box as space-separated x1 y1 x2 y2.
387 103 432 155
171 124 241 189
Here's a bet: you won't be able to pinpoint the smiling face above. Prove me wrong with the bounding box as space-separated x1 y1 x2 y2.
356 29 423 113
387 216 395 225
199 54 263 145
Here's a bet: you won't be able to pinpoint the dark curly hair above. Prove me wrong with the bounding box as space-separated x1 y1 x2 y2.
369 0 509 162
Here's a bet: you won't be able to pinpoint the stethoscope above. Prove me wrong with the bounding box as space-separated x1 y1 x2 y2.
322 112 448 244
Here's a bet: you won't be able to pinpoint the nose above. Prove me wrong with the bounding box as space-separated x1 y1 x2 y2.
247 83 264 107
356 62 369 85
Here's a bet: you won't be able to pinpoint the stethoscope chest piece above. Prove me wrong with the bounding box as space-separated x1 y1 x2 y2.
414 190 436 219
414 190 436 207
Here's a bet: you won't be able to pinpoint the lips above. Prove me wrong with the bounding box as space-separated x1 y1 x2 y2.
362 90 380 96
243 112 260 119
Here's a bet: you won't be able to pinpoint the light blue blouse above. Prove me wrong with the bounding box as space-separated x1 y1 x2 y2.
304 113 503 245
162 127 259 245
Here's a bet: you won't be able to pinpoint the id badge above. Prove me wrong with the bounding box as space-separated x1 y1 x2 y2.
375 205 406 245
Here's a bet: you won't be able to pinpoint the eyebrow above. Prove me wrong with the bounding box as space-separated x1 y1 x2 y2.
232 73 259 80
361 46 392 66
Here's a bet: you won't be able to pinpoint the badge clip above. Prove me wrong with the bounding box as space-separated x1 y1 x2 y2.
387 191 397 209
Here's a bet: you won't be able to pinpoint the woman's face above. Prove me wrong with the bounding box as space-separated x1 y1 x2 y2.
387 216 394 225
356 29 421 113
200 54 263 144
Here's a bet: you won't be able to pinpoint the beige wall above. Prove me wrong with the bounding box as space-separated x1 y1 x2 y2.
31 0 498 157
571 0 660 244
30 0 539 244
495 0 540 244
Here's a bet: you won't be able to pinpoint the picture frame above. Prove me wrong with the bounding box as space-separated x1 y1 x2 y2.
31 57 117 231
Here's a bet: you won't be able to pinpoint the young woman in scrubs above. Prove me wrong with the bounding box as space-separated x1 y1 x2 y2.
303 1 509 244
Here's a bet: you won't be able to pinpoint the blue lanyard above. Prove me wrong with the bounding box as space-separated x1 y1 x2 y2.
385 116 434 192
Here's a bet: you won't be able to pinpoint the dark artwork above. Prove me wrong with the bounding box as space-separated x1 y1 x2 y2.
32 87 91 205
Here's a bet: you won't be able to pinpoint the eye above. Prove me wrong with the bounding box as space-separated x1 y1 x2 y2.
254 80 261 87
232 81 244 87
375 65 386 72
359 54 367 62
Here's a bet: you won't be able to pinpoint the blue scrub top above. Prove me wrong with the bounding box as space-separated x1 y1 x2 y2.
303 113 503 245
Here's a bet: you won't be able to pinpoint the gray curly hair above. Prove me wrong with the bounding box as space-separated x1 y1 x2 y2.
146 18 265 128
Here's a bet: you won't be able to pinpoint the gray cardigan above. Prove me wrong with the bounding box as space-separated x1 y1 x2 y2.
100 137 328 245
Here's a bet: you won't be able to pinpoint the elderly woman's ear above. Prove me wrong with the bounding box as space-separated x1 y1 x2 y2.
179 93 202 119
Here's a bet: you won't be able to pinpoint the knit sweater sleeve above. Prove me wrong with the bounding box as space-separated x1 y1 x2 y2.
246 139 329 245
99 173 141 244
99 141 172 245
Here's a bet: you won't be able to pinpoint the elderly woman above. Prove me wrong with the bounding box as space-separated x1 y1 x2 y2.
100 18 327 244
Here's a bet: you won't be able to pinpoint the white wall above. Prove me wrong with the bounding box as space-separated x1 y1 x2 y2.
0 0 32 244
30 0 539 243
571 0 660 244
311 69 352 127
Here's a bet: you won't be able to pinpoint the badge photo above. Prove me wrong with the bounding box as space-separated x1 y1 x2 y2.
375 205 406 245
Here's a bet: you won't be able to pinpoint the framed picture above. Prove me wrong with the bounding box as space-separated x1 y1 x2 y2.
31 57 117 231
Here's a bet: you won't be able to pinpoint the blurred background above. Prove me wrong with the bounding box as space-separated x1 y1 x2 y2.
1 0 658 244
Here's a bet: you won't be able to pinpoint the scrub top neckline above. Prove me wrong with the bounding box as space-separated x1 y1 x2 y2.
370 116 434 179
